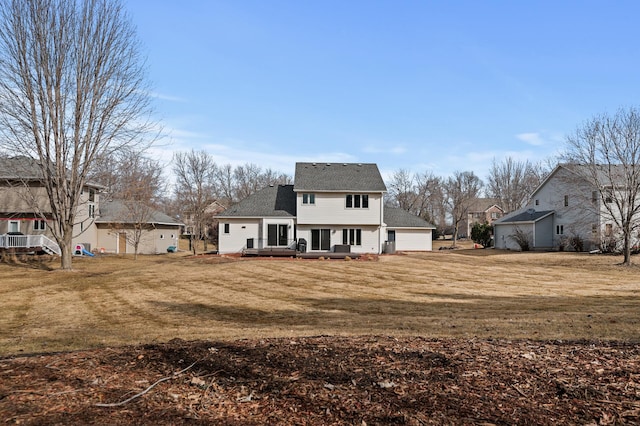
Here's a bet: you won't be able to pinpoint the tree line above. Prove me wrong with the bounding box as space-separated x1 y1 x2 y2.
89 148 550 253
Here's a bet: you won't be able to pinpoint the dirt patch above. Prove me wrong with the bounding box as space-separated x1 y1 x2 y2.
2 336 639 425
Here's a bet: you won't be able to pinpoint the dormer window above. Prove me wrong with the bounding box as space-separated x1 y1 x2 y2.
346 194 369 209
302 193 315 205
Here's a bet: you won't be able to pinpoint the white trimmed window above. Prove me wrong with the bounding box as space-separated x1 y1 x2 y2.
342 228 362 246
346 194 369 209
33 220 46 231
302 193 315 205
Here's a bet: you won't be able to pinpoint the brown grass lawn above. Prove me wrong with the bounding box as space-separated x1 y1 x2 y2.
1 249 639 357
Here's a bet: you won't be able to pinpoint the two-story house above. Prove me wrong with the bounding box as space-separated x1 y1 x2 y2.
460 198 504 238
216 162 435 255
0 156 182 255
493 164 606 251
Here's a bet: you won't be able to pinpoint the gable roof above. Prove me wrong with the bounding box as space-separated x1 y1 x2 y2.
0 156 104 188
95 199 183 226
493 208 554 224
467 197 503 213
293 162 387 192
384 206 435 229
217 185 296 218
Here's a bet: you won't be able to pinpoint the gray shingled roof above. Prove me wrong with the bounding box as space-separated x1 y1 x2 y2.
0 155 103 188
494 209 554 224
0 156 47 180
96 199 183 225
217 185 296 217
294 162 387 192
384 206 436 229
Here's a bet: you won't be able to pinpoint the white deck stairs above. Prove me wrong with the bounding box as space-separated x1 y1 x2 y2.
0 234 61 256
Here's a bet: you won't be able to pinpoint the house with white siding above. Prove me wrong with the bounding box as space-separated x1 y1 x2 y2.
493 163 625 251
216 162 435 255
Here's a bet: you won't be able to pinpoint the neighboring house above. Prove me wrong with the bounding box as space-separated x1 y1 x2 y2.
493 164 604 251
94 199 183 255
181 200 227 236
216 162 435 255
0 156 181 255
461 198 504 238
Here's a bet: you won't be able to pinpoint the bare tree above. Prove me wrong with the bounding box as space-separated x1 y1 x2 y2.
173 150 217 254
0 0 154 269
213 163 235 205
487 157 545 213
444 171 483 246
563 106 640 265
108 153 164 259
386 169 445 236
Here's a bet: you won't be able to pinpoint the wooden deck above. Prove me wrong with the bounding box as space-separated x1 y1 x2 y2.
242 248 360 259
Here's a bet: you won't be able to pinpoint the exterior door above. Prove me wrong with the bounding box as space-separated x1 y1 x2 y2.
311 229 330 251
267 224 288 246
118 233 127 253
387 230 396 242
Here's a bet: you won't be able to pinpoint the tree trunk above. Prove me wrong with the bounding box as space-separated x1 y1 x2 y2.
60 239 74 270
623 222 632 265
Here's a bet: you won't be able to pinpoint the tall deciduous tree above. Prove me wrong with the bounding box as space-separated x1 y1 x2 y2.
173 150 217 254
0 0 153 269
386 169 445 235
444 171 483 246
109 152 164 259
487 157 546 213
563 107 640 265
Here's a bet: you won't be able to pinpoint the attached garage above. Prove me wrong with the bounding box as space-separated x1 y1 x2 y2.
493 209 554 251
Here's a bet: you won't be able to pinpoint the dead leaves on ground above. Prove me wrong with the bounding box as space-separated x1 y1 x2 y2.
1 336 639 425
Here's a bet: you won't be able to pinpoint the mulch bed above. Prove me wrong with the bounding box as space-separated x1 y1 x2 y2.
1 336 639 425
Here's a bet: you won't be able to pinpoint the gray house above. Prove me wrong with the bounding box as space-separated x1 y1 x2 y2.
493 163 621 251
216 162 435 255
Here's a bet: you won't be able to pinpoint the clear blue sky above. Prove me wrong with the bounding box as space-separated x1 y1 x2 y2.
126 0 640 182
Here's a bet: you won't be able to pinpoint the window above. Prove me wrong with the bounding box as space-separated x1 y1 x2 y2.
342 229 362 246
311 229 331 250
605 189 613 203
302 193 315 205
88 188 95 202
535 199 539 206
346 194 369 209
491 212 499 220
8 220 19 233
564 195 569 207
223 223 230 234
246 238 254 249
556 225 564 235
89 204 95 218
33 220 46 231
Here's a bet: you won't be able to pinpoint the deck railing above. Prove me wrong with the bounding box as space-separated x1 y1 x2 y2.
0 234 61 256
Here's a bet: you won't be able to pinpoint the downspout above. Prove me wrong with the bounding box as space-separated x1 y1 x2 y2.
532 220 536 249
379 194 384 254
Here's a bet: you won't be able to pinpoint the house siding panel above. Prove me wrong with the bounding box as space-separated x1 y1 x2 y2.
296 193 383 225
392 229 432 251
218 220 260 254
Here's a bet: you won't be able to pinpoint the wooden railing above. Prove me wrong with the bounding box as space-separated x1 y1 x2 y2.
0 234 61 256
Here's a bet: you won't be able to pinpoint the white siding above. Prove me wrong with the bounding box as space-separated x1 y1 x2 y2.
296 225 381 253
218 219 260 254
494 223 533 250
296 192 383 225
392 229 432 251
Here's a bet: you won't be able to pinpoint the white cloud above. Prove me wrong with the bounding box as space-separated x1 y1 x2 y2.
516 132 546 146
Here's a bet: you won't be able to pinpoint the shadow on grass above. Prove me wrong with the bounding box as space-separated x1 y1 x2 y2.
0 254 55 271
148 292 640 330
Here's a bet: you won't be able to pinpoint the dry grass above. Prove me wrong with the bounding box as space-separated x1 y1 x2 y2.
1 249 639 357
